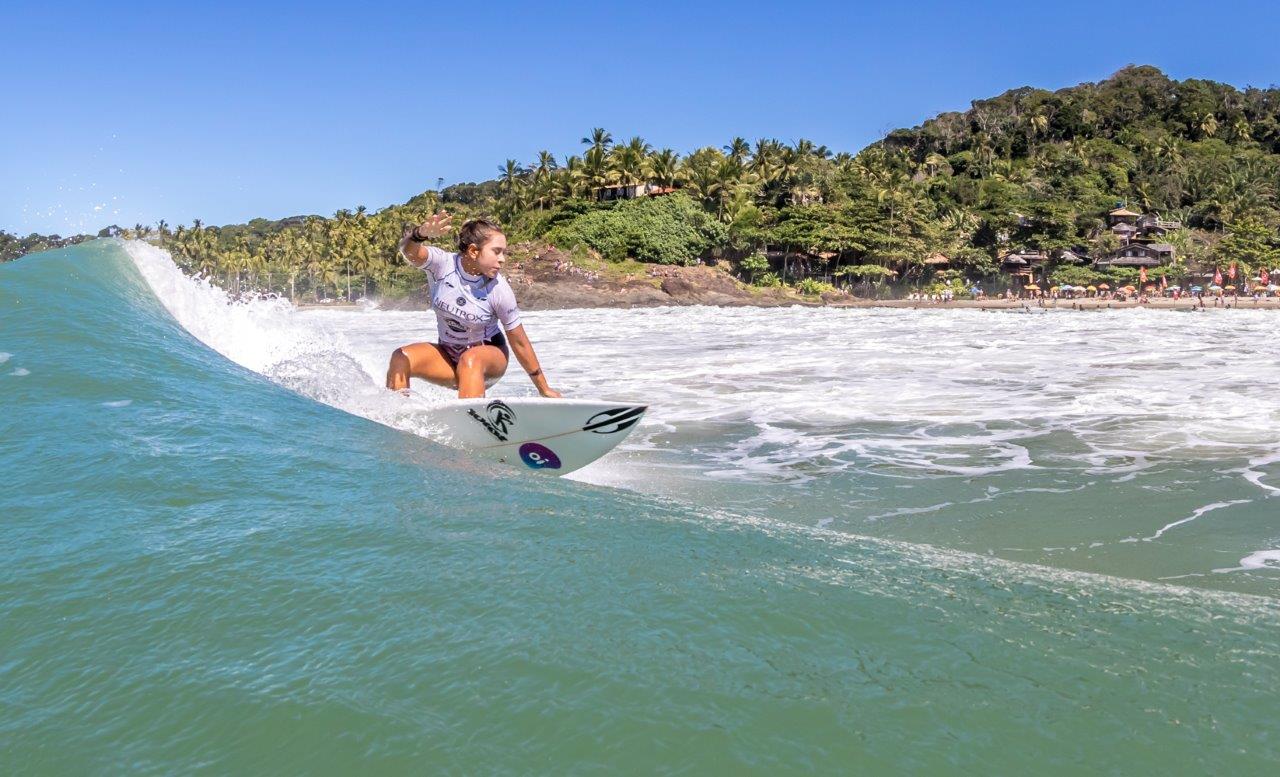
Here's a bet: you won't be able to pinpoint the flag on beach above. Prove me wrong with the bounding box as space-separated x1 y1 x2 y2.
1263 268 1271 286
1214 268 1223 286
1161 273 1168 289
1140 266 1148 284
1228 262 1237 280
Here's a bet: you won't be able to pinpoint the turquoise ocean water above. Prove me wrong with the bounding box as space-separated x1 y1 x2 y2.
3 240 1279 773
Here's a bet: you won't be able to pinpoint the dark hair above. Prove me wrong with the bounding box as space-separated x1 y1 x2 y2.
457 219 504 254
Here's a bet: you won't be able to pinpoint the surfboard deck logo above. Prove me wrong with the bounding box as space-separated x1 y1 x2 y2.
467 400 516 441
519 442 561 469
583 406 645 435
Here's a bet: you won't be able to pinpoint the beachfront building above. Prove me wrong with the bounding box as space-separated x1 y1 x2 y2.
1136 213 1182 238
1095 242 1176 268
1107 206 1181 244
594 183 676 202
1106 207 1141 226
1098 205 1181 267
1111 221 1138 241
1000 249 1047 285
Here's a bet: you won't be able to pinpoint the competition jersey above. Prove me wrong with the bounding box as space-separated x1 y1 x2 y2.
419 246 522 346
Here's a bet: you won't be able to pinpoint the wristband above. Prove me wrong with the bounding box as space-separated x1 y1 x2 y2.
409 227 430 243
528 368 542 378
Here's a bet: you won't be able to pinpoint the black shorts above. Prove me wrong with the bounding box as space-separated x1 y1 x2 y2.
440 331 509 367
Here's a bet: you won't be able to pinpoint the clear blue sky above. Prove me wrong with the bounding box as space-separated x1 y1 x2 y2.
4 0 1278 235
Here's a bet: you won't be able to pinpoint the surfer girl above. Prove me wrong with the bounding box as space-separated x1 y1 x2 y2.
387 212 561 399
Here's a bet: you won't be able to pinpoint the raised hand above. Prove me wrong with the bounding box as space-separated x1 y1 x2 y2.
415 210 453 240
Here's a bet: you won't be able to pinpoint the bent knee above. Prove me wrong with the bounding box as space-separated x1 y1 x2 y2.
389 347 409 367
456 350 485 371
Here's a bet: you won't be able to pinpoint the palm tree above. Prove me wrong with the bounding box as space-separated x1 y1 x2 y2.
498 159 527 213
581 128 613 156
1229 117 1252 142
923 152 948 178
610 136 652 187
558 155 586 199
533 150 558 181
793 138 831 159
531 150 559 210
723 137 750 163
1027 112 1049 147
582 146 611 195
679 147 726 207
749 139 780 185
1197 112 1219 139
649 149 681 188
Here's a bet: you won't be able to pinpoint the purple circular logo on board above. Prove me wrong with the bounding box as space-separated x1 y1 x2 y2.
519 442 561 470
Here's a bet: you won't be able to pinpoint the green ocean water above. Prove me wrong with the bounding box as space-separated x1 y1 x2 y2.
2 241 1279 773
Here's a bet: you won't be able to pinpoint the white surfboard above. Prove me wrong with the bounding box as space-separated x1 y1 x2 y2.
425 397 647 475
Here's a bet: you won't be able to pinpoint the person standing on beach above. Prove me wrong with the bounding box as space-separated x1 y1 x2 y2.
386 212 561 400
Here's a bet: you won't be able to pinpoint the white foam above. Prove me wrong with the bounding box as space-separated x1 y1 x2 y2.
0 352 10 364
122 241 457 443
1214 550 1280 574
1239 452 1280 494
122 241 1280 498
102 400 133 408
1143 500 1253 541
9 367 29 376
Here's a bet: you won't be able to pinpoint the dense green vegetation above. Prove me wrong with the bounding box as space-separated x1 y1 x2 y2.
1 231 94 263
9 66 1280 298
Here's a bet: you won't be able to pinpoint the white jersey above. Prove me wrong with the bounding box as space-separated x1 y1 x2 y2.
418 246 522 347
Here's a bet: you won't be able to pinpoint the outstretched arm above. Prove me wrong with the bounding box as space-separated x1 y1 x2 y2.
398 210 453 267
505 324 561 398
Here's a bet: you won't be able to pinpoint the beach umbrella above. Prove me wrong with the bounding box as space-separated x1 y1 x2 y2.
1086 285 1097 292
1098 283 1110 290
1209 284 1222 291
1269 284 1279 292
1190 285 1203 292
1225 285 1237 290
1168 285 1181 291
1024 284 1040 291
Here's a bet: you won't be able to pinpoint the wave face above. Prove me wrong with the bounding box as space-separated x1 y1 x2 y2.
3 240 1280 772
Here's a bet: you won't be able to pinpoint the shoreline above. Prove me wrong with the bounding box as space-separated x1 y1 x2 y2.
368 296 1280 313
365 254 1280 313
